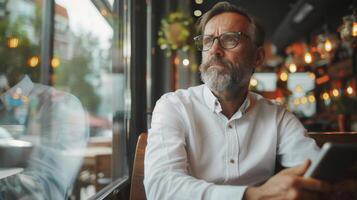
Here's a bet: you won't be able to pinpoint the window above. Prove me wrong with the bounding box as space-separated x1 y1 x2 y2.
0 0 129 199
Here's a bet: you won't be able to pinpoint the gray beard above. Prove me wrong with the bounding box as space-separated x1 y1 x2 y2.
200 67 234 93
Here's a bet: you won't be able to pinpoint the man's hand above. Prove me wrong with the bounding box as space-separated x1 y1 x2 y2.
244 160 331 200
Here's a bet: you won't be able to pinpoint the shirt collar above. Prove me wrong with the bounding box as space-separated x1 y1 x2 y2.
0 75 34 106
203 84 251 115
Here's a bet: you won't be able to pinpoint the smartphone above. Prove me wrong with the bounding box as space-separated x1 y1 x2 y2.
304 142 357 182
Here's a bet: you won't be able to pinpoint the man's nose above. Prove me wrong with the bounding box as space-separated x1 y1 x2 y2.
209 39 224 57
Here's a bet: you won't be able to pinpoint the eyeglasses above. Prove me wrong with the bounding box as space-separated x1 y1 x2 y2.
193 32 251 51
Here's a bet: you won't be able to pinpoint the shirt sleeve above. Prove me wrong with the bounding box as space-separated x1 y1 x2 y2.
144 95 247 200
277 108 320 167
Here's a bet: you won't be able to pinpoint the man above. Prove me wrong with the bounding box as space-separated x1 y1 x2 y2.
144 2 331 200
0 75 88 199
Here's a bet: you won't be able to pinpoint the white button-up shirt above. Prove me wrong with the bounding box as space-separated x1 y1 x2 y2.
144 85 319 200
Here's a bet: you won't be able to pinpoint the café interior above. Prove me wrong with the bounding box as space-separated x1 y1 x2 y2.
0 0 356 199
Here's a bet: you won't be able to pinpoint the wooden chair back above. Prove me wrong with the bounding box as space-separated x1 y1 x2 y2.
130 133 148 200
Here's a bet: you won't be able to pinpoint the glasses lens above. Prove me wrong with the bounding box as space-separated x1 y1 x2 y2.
220 33 239 49
194 35 213 51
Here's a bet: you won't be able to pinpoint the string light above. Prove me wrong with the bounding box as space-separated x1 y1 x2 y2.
182 58 189 66
195 0 203 4
295 85 303 93
51 57 60 68
308 95 315 103
279 72 288 82
324 39 332 52
322 92 330 100
28 56 39 68
353 22 357 37
293 98 300 106
301 96 308 104
332 89 340 97
194 10 202 17
8 37 19 48
347 86 354 95
250 78 258 87
304 51 312 64
288 63 297 73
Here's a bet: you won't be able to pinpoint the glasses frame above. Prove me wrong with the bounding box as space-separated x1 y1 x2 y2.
193 32 251 51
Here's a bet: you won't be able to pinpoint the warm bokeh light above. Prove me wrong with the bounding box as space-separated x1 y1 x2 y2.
332 89 340 97
324 39 332 52
250 78 258 87
304 52 312 64
51 57 61 68
295 85 303 93
8 37 19 48
353 22 357 37
182 58 189 66
308 95 315 103
279 72 288 82
174 56 180 65
195 0 203 4
101 9 108 16
301 96 308 104
293 98 300 106
28 56 39 68
194 10 202 17
288 63 297 73
347 86 354 95
322 92 330 100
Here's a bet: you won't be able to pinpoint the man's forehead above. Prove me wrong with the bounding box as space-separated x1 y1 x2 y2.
203 12 250 34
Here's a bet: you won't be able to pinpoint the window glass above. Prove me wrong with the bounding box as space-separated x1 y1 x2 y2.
0 0 128 199
52 0 127 198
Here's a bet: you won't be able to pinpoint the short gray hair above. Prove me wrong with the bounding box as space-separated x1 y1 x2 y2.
197 1 265 47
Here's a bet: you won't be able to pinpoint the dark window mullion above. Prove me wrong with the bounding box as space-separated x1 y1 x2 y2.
40 0 54 85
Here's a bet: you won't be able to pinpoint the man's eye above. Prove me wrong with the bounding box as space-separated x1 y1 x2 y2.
222 36 238 44
202 37 213 45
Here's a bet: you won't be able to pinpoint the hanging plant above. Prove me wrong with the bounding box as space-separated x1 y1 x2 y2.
158 11 194 56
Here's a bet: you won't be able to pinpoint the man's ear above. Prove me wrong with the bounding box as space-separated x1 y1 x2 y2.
254 46 265 67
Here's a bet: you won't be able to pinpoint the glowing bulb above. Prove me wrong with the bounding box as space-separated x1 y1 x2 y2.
8 37 19 48
322 92 330 100
194 10 202 17
295 85 303 93
280 72 288 82
347 86 354 95
182 59 190 66
332 89 339 97
288 63 297 73
353 22 357 37
324 39 332 52
250 78 258 87
51 57 60 68
308 95 315 103
304 52 312 64
301 96 308 104
28 56 39 68
195 0 203 4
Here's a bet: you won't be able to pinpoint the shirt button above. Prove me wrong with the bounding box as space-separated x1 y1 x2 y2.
230 159 235 164
228 125 232 129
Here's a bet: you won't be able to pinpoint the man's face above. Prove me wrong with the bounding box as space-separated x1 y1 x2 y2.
199 12 257 93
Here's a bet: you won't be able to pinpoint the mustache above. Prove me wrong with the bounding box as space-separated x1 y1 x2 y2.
200 55 233 71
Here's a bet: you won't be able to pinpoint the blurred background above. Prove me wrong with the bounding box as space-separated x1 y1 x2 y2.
0 0 356 199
